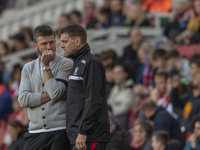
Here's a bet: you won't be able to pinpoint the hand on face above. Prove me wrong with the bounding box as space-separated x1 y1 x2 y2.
41 50 55 67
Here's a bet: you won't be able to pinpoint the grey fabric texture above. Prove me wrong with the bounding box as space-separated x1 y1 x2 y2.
18 53 73 131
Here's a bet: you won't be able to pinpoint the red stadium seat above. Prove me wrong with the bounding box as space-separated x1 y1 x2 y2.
176 44 200 59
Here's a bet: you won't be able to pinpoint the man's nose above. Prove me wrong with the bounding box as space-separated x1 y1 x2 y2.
46 43 51 50
61 43 64 48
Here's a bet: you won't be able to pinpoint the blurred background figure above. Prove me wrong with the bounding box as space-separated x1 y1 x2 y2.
131 121 153 150
81 1 96 29
165 50 191 82
20 27 33 47
164 1 190 42
118 28 142 81
8 64 22 99
184 115 200 150
0 83 13 122
125 3 150 27
6 120 27 150
109 0 126 26
8 96 29 126
141 100 183 144
0 41 10 57
151 131 170 150
107 64 139 126
69 10 82 24
9 33 29 53
57 14 71 30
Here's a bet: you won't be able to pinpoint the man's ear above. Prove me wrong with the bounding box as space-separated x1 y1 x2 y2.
75 37 81 46
33 43 37 49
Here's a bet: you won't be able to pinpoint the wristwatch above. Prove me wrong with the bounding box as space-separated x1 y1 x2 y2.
43 66 51 71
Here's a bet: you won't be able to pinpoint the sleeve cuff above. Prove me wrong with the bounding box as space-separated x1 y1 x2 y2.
79 131 87 135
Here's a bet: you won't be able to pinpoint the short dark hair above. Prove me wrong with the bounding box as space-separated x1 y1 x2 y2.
142 100 157 111
60 13 71 20
70 10 81 18
190 115 200 133
153 131 170 146
7 119 24 130
152 49 167 60
0 41 9 52
135 121 153 138
58 24 87 44
165 50 180 60
98 50 116 62
154 72 169 81
99 7 110 16
190 54 200 67
104 63 115 70
33 25 55 43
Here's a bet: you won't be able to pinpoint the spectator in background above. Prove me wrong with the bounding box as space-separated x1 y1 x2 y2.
20 27 34 47
131 121 153 150
165 50 191 82
98 50 117 66
169 71 190 116
105 64 115 98
106 113 129 150
149 72 178 118
103 0 111 9
134 45 155 97
69 10 81 24
58 14 71 30
107 64 139 126
81 1 96 29
6 120 26 150
184 115 200 150
176 0 200 44
135 40 152 85
94 7 111 29
0 83 13 121
150 72 169 108
151 49 167 73
0 41 10 57
151 131 170 150
0 61 11 85
109 0 126 26
142 0 173 13
190 54 200 78
164 1 190 42
118 28 142 81
125 3 150 27
8 96 29 126
9 64 22 98
142 100 183 144
0 0 7 15
9 33 29 53
186 72 200 122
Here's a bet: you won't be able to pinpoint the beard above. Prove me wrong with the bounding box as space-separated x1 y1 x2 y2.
37 48 42 56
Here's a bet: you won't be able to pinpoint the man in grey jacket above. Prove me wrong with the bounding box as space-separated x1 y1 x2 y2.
18 25 73 150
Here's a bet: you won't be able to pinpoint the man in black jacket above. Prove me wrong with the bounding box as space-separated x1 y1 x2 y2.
59 24 110 150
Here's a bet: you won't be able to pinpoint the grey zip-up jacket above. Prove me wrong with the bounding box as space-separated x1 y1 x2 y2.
18 53 73 131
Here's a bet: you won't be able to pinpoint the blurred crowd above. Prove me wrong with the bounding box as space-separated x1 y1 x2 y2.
1 0 200 150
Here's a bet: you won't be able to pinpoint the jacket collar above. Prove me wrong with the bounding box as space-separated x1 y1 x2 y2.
149 106 164 120
71 43 90 61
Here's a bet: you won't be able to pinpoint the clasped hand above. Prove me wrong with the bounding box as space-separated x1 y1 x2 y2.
41 50 55 66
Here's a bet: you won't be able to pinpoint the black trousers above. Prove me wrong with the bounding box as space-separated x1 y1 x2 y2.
71 142 107 150
23 129 70 150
